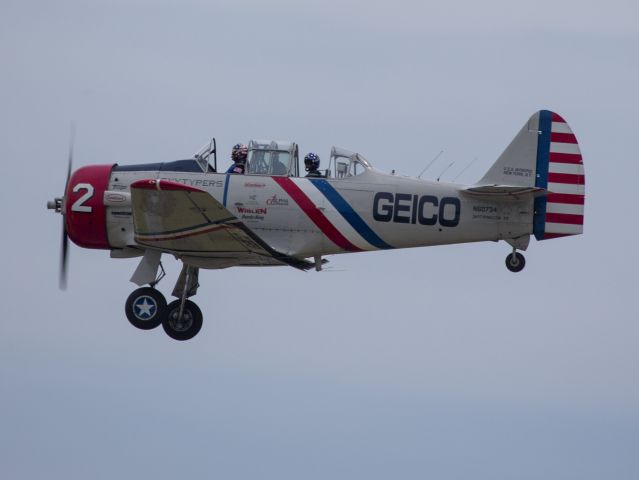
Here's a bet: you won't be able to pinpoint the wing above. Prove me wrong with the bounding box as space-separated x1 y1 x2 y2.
130 179 312 270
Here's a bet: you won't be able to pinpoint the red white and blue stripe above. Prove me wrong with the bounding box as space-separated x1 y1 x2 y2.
534 111 585 240
310 179 393 249
273 177 393 252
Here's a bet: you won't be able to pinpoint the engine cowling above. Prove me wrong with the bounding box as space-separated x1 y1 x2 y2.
64 164 115 249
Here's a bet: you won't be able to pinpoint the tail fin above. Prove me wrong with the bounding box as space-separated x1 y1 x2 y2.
477 110 585 240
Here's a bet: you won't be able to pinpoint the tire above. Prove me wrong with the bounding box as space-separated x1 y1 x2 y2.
125 287 167 330
505 252 526 273
162 300 203 341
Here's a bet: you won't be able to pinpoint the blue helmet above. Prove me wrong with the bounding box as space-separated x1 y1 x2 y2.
304 152 320 171
231 143 248 163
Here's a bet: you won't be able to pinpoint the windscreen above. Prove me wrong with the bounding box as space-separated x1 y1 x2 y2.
247 149 292 176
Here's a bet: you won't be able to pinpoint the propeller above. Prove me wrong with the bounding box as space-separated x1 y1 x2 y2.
60 128 75 290
48 126 74 290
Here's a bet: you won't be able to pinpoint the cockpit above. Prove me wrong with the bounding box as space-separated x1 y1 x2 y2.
327 146 372 179
192 137 373 179
247 140 299 176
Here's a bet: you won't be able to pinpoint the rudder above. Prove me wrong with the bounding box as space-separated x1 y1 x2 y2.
533 111 585 240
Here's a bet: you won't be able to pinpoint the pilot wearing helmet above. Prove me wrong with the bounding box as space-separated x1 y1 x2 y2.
304 152 322 177
227 144 248 174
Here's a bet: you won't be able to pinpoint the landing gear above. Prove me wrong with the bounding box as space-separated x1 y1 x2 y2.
162 300 203 341
505 250 526 272
124 261 204 341
125 287 167 330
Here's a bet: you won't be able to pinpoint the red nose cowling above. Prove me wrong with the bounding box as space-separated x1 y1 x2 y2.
64 164 115 249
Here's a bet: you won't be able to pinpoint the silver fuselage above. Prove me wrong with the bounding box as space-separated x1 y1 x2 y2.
106 167 532 262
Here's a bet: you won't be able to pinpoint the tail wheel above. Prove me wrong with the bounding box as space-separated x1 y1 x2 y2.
162 300 203 341
125 287 167 330
505 252 526 273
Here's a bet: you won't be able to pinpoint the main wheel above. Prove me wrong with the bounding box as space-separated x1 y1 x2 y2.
125 287 167 330
505 251 526 272
162 300 203 341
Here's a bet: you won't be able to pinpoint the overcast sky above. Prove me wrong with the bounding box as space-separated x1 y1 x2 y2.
1 0 638 478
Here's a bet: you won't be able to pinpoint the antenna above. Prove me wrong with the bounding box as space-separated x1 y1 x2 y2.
436 161 456 182
418 150 443 179
452 157 478 182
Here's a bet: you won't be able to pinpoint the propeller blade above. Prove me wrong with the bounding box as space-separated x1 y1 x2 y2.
59 224 69 290
65 123 74 190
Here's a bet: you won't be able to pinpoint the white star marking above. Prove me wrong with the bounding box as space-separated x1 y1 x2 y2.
135 298 155 318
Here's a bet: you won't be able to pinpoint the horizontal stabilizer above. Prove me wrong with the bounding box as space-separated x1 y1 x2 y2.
463 185 546 198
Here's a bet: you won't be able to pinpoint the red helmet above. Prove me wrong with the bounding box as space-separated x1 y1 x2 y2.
231 143 248 163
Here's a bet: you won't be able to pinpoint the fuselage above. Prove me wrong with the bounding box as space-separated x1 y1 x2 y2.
101 163 532 261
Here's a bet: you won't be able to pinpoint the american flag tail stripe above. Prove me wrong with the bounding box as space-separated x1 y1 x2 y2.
533 111 585 240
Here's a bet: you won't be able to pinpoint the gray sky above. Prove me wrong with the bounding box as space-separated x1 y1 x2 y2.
1 0 638 478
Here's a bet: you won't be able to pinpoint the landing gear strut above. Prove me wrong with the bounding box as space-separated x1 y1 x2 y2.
162 265 202 341
124 260 203 341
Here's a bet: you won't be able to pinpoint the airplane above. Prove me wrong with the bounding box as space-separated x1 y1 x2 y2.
47 110 585 341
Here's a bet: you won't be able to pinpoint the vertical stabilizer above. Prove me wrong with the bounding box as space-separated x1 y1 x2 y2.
478 112 542 188
476 110 585 240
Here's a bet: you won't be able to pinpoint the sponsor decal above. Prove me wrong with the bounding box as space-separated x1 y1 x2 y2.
236 207 267 215
266 194 289 206
236 206 267 221
235 194 260 207
240 214 265 221
105 193 128 203
244 182 266 188
373 192 461 227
